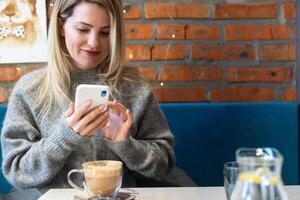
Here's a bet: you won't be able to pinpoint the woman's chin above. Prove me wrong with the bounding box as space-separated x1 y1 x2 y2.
73 64 99 70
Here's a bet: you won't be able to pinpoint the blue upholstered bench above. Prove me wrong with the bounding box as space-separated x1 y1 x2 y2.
0 103 299 194
160 102 299 186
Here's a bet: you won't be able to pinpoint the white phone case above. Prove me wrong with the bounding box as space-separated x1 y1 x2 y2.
75 84 109 113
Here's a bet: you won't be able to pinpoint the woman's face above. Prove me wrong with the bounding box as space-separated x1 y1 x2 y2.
60 2 110 70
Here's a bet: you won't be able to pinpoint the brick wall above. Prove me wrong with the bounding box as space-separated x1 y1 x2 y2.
0 0 296 103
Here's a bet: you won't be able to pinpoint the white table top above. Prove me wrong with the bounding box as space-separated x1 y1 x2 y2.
38 186 300 200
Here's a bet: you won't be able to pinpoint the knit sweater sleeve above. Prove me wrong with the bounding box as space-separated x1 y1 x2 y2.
1 77 85 188
105 88 175 180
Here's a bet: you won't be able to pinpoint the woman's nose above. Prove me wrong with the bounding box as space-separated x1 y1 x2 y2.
87 33 100 48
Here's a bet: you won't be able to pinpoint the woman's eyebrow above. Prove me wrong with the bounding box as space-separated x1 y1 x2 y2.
75 21 110 29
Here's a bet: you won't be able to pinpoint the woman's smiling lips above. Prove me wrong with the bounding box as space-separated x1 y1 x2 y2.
82 49 100 57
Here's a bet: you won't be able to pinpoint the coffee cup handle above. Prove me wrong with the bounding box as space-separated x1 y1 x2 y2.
67 169 85 191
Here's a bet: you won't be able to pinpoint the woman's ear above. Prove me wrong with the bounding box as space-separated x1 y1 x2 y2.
58 18 65 37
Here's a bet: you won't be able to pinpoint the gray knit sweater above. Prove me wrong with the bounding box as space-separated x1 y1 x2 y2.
1 68 175 198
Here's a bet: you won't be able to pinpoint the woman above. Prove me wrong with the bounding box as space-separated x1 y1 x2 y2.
1 0 194 199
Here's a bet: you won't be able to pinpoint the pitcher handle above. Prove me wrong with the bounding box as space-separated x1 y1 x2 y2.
67 169 85 191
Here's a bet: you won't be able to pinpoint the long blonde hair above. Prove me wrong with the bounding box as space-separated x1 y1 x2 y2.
36 0 143 113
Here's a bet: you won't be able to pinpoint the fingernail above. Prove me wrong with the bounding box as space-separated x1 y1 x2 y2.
98 105 104 110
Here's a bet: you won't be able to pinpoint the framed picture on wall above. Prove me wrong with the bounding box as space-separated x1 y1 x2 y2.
0 0 48 63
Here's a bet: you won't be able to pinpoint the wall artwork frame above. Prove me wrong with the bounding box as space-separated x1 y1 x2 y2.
0 0 48 63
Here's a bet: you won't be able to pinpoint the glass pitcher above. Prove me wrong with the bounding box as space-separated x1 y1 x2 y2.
230 148 289 200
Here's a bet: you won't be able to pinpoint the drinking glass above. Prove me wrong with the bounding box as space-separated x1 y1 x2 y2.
68 160 123 200
223 161 238 200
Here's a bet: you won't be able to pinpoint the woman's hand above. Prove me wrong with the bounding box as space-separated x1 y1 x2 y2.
64 101 109 137
101 100 133 141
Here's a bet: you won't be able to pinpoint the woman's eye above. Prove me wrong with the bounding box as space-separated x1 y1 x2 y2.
100 32 110 36
77 28 89 33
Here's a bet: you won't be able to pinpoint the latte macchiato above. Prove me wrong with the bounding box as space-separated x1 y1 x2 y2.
68 160 123 198
83 161 122 196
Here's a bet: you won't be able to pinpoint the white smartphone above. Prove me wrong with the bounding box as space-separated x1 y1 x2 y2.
75 84 109 113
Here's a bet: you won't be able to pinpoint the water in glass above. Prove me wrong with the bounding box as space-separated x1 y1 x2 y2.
230 148 289 200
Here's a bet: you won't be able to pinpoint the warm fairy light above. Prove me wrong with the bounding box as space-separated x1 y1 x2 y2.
123 9 127 13
50 3 54 7
172 34 176 38
129 54 133 59
160 82 164 86
16 67 21 71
